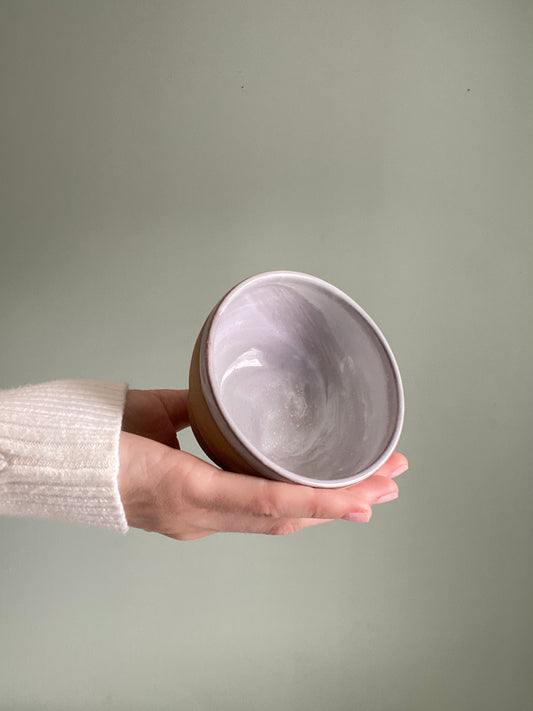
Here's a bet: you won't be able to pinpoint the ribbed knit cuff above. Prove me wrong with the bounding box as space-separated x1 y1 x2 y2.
0 380 129 532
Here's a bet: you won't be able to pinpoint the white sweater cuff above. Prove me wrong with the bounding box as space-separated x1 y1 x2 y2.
0 380 129 532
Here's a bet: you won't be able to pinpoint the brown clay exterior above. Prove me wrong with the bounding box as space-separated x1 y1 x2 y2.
188 324 260 477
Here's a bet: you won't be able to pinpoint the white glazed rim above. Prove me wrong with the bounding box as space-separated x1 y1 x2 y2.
199 271 405 488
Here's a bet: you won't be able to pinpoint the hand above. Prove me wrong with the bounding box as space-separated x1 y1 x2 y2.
118 389 408 540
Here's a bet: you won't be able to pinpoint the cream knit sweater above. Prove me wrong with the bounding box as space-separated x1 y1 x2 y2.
0 380 129 532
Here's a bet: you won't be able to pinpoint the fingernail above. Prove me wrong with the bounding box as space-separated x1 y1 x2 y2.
375 492 399 504
342 512 371 523
391 464 408 478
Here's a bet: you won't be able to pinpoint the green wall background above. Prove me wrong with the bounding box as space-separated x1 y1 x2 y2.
1 2 532 709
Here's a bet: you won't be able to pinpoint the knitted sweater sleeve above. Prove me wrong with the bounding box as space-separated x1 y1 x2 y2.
0 380 129 532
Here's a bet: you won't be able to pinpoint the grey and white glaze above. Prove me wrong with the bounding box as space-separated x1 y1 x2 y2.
203 272 403 486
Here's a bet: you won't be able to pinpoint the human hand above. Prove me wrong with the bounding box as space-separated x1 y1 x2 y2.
118 389 408 540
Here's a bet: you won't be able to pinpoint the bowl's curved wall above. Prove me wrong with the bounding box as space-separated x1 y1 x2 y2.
199 273 403 485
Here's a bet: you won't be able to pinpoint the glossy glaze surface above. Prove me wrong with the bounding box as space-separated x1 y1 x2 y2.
205 273 402 483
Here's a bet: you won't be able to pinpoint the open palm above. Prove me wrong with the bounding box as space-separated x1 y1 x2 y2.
118 389 408 541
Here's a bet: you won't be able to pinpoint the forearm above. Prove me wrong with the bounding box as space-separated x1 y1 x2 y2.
0 380 129 532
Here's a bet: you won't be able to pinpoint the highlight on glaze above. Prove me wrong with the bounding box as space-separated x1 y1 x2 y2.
207 275 400 481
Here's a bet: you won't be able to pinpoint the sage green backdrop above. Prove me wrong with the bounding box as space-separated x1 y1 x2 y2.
1 2 532 710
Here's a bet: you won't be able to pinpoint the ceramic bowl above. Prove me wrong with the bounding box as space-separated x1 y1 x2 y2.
188 271 404 488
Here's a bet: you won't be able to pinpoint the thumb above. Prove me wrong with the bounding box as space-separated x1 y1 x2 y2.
151 389 190 431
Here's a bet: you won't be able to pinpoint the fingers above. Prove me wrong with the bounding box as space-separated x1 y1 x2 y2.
152 389 190 431
343 474 398 503
152 446 408 539
178 451 405 531
214 516 336 536
367 451 408 479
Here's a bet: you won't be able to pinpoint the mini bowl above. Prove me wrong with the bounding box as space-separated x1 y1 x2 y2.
188 271 404 488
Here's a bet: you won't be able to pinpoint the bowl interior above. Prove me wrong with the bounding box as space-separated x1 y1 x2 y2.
207 273 401 482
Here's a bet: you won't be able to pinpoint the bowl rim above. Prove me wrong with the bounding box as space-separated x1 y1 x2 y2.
198 271 405 488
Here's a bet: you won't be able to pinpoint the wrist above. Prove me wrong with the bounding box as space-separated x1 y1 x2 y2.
118 431 165 532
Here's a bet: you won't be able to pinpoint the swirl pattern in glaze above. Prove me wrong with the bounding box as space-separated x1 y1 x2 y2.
210 279 396 481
